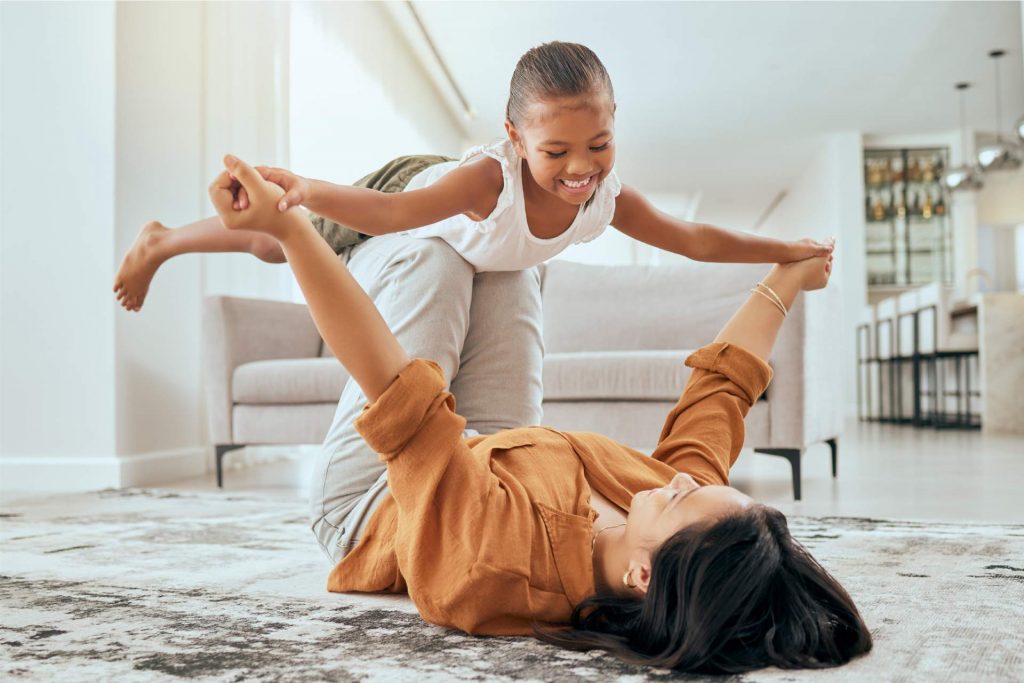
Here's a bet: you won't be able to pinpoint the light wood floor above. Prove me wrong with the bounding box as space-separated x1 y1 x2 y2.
166 419 1024 524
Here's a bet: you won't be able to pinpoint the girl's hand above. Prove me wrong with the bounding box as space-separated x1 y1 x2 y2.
209 155 303 239
785 237 835 262
232 166 311 212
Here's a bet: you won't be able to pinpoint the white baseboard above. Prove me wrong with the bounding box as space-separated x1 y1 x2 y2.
119 447 209 487
0 447 208 492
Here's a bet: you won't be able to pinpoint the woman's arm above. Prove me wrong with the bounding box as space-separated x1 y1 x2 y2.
299 156 504 236
651 256 833 482
210 155 409 401
611 184 832 263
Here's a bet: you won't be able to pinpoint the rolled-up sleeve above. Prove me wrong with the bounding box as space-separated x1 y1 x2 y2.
354 359 459 460
650 342 773 485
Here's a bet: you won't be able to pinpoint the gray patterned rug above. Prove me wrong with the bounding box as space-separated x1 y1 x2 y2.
1 489 1022 682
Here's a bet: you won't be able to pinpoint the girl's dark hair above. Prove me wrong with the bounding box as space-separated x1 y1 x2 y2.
506 41 614 126
537 505 872 674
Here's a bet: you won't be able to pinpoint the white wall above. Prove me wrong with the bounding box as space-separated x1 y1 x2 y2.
287 1 464 301
759 132 865 418
202 1 295 304
115 1 205 460
976 163 1024 227
1 2 118 461
1 1 213 490
289 1 464 193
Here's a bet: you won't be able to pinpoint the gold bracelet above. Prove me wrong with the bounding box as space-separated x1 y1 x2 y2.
750 287 788 317
757 282 786 313
755 282 788 316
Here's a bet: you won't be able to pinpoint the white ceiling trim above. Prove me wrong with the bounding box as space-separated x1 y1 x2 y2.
382 1 477 137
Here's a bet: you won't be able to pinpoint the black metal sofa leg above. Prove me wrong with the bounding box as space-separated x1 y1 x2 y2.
755 448 802 501
215 444 243 488
826 438 838 478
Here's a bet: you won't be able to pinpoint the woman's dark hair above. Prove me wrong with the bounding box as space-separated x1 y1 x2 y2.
505 41 614 126
537 505 872 673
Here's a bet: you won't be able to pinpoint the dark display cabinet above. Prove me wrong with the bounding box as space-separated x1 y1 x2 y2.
864 147 954 289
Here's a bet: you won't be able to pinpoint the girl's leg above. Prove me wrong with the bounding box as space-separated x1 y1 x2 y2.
449 267 544 433
113 216 284 311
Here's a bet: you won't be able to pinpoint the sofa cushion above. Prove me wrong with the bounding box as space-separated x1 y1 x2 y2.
233 359 348 404
541 260 768 353
543 350 697 401
233 403 338 444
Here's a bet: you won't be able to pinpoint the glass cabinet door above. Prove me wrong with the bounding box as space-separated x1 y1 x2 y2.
864 147 952 290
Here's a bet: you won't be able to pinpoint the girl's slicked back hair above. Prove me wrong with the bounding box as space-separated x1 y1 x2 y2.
506 42 615 126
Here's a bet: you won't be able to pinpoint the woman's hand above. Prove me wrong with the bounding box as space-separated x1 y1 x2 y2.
784 237 835 262
209 154 305 239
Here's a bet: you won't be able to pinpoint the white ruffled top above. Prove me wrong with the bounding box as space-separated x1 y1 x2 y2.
401 138 622 272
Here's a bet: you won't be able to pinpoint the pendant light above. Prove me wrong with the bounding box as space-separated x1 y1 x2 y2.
975 49 1023 171
943 83 985 191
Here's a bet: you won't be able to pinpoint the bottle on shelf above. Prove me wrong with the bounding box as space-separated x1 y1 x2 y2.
935 194 946 216
895 191 906 217
907 157 920 182
921 157 935 183
921 191 933 220
867 159 883 186
890 156 904 183
871 195 887 221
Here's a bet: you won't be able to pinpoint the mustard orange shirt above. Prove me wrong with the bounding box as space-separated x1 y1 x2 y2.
327 342 772 636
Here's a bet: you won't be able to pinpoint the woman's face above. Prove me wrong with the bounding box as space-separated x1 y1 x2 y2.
505 94 616 206
625 473 754 545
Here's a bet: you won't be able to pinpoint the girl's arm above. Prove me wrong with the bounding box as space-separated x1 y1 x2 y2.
211 155 410 401
299 156 504 236
611 184 832 263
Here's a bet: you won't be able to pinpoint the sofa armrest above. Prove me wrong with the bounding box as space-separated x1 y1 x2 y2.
202 295 322 444
764 282 843 449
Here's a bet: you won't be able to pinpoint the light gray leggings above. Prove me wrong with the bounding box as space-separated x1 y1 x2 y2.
309 234 544 563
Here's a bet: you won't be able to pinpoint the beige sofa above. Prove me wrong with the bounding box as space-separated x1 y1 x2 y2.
203 260 842 499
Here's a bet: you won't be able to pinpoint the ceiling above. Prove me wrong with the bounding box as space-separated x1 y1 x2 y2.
414 1 1024 227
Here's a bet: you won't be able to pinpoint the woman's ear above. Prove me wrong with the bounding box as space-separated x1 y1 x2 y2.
626 549 654 596
635 563 653 595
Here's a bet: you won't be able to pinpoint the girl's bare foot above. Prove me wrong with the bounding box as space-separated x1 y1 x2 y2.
113 221 169 312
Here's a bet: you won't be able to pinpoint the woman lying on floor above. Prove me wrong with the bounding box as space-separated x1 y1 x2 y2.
208 154 872 674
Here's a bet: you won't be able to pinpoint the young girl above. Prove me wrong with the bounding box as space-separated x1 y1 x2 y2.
207 151 869 673
113 41 832 311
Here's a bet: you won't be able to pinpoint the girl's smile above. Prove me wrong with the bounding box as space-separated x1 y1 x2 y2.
558 174 598 194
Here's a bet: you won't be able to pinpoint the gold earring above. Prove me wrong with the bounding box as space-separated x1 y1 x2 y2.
622 571 637 589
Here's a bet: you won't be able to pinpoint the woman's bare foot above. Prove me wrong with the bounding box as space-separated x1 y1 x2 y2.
113 221 169 312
